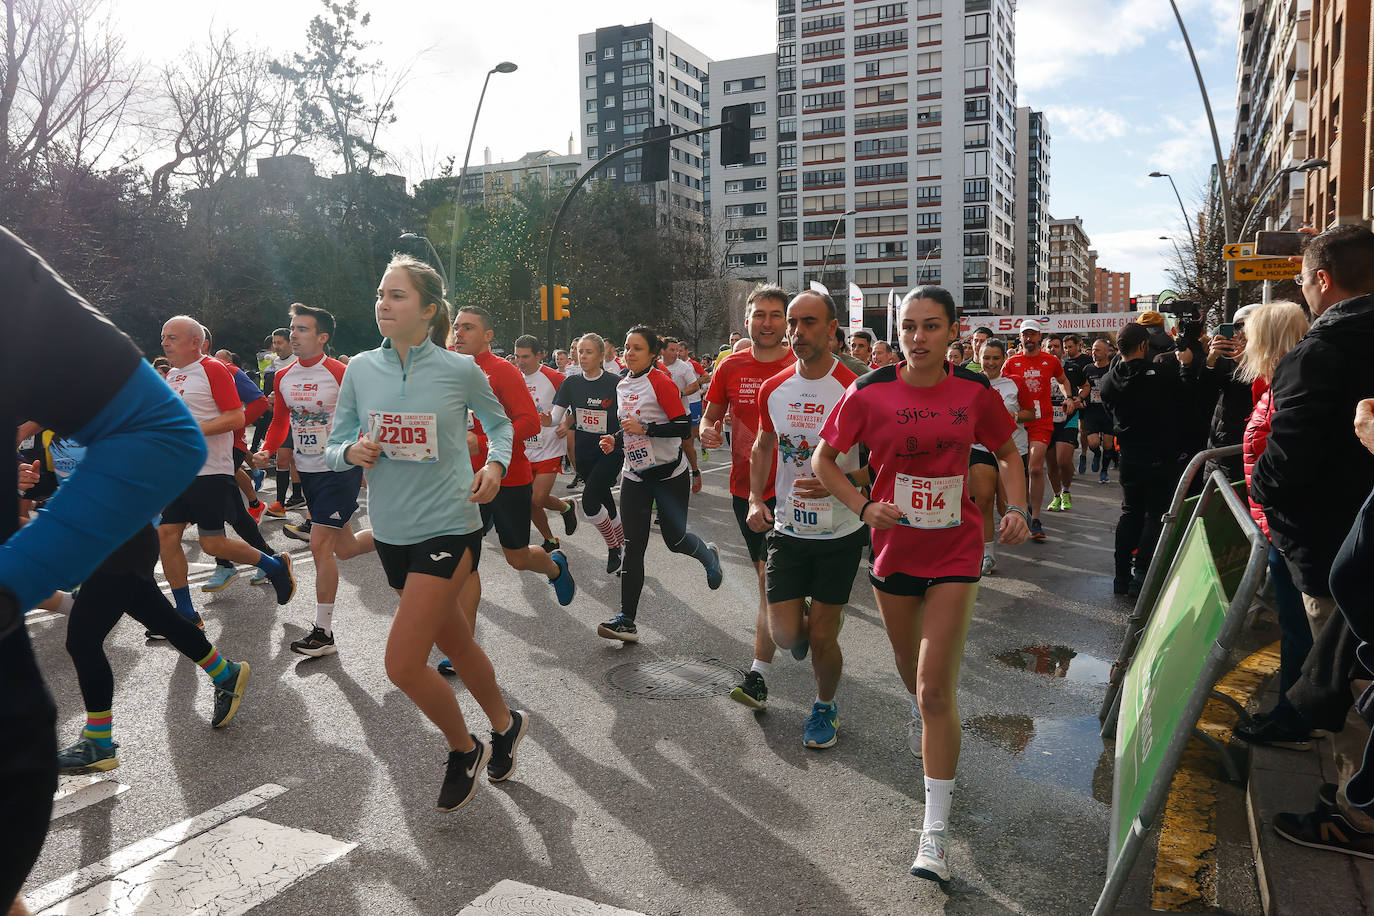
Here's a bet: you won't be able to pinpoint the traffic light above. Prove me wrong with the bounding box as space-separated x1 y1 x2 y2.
719 103 752 166
640 125 672 182
1129 296 1138 308
539 285 549 321
553 285 571 321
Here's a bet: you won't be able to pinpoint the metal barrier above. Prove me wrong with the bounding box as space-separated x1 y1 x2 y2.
1092 470 1268 915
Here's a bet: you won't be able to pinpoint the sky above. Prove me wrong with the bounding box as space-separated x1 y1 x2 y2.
117 0 1240 298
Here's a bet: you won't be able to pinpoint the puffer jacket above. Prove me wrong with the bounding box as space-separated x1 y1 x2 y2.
1243 387 1275 540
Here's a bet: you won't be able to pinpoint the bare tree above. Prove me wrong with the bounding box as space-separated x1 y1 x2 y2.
672 218 742 353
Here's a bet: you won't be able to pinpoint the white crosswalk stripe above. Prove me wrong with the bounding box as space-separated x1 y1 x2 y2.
51 774 129 821
458 880 647 916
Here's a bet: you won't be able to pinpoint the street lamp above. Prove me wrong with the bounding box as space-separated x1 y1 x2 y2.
1148 172 1199 255
1239 157 1329 240
817 207 857 289
447 61 518 288
398 232 447 285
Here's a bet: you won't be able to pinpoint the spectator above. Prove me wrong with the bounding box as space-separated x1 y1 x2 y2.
1199 302 1262 480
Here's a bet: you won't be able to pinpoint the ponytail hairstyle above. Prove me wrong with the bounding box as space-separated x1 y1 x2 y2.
577 332 606 360
385 253 451 347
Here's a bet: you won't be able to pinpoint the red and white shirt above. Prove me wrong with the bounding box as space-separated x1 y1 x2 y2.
166 355 242 476
523 364 567 463
262 354 347 473
617 367 688 482
759 358 862 540
1002 350 1063 429
704 349 797 499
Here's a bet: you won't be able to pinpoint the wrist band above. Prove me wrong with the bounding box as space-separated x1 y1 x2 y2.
859 499 876 524
1007 505 1032 526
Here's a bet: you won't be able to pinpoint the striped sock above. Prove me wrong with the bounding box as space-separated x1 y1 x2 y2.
197 648 235 686
83 710 113 749
610 515 625 547
588 508 616 548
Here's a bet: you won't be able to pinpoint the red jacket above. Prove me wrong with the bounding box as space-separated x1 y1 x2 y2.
469 349 540 486
1243 384 1274 540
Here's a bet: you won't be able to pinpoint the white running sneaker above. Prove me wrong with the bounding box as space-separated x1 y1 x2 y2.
981 554 996 576
910 823 950 882
908 715 923 759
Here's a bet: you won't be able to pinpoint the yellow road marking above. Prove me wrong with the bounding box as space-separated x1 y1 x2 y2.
1151 641 1281 909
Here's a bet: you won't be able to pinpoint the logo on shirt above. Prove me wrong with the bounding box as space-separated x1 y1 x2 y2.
895 407 941 425
949 406 970 426
777 433 815 468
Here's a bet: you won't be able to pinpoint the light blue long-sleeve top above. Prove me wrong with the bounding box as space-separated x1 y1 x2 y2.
324 336 513 545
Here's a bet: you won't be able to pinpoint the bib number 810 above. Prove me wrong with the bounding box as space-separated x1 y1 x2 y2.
793 506 820 526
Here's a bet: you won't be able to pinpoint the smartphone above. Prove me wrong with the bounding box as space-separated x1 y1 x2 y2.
1216 323 1235 340
1255 230 1305 257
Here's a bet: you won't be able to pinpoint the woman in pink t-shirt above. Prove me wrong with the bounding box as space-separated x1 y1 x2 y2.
814 287 1029 884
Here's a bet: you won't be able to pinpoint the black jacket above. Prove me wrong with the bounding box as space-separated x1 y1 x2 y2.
1100 354 1185 461
1199 356 1254 479
1251 294 1374 596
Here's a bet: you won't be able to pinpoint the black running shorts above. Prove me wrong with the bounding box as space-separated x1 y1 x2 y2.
968 448 998 470
732 494 774 564
160 475 238 534
868 571 980 597
300 467 363 529
375 531 482 590
765 527 866 605
479 483 533 551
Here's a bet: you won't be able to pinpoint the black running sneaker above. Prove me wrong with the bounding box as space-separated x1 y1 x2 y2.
597 614 639 642
283 520 312 542
487 710 529 782
438 737 491 811
283 493 306 510
730 670 768 710
561 501 578 536
211 661 250 728
1274 807 1374 859
567 474 583 490
606 545 624 575
1235 711 1314 750
289 626 336 657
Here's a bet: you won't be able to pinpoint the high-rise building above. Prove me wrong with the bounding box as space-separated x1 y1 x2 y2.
1302 0 1372 227
417 148 582 210
765 0 1018 321
1232 0 1312 232
1013 107 1050 314
708 55 774 286
1047 216 1091 313
1093 267 1132 313
578 24 713 228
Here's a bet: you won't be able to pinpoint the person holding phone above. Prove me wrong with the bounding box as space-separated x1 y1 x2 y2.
1199 302 1262 481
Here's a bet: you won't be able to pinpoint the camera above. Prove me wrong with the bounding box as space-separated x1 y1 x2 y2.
1162 299 1204 344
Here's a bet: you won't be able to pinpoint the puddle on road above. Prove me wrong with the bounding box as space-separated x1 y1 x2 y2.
994 645 1112 687
965 714 1114 805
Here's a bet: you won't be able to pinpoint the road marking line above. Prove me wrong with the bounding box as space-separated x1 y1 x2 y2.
458 879 647 915
1151 641 1280 910
25 783 288 913
37 815 354 916
25 611 62 626
51 775 129 821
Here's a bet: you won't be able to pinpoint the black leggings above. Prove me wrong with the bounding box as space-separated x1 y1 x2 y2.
0 628 56 911
619 470 711 618
66 571 215 713
579 451 621 520
216 491 272 568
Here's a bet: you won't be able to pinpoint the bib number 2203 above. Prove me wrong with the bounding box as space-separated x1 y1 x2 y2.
368 412 438 462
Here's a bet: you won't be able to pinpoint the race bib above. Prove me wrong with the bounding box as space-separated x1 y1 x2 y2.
786 495 834 536
1033 402 1042 420
1052 404 1066 424
894 473 963 529
1091 389 1103 404
624 433 655 472
368 411 438 463
293 418 329 456
575 408 608 434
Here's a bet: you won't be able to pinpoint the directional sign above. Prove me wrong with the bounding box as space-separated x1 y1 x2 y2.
1222 243 1255 260
1232 259 1297 281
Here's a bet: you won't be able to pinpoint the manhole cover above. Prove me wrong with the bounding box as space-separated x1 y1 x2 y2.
604 657 745 699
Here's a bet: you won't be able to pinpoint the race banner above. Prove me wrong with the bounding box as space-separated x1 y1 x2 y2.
887 289 897 341
958 312 1146 337
847 283 864 332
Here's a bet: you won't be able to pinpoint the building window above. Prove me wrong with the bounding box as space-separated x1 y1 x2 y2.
585 75 596 89
585 99 596 112
586 123 597 136
964 41 989 67
603 71 615 84
604 119 617 132
587 147 598 159
604 95 616 108
916 51 941 71
965 13 989 37
915 78 941 97
603 47 615 59
854 29 907 54
916 24 941 43
585 51 595 65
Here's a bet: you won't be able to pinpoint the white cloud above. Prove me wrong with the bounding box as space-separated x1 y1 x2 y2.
1043 105 1129 142
1090 229 1186 295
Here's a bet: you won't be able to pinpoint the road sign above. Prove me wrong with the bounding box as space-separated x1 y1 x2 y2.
1232 259 1297 281
1222 243 1254 260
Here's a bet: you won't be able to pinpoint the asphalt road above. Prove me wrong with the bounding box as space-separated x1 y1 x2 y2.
24 456 1135 915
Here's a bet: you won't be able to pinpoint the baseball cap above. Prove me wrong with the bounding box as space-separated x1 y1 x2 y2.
1018 319 1042 334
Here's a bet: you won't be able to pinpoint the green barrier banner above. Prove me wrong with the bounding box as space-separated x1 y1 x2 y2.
1155 480 1249 603
1111 519 1230 860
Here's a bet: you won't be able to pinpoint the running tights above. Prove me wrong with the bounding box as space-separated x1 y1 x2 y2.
216 492 272 569
578 452 621 521
65 571 215 713
619 471 712 618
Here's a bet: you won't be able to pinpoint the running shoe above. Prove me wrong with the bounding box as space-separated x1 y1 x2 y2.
908 715 923 758
247 501 265 523
560 501 578 536
211 661 250 728
57 737 119 775
606 545 624 576
729 671 768 710
250 567 269 585
803 701 838 749
981 554 996 576
1029 518 1046 540
567 474 583 490
265 501 287 518
268 553 296 605
1090 452 1101 473
284 493 306 510
202 565 237 592
691 470 703 494
1273 807 1374 859
549 550 575 606
437 737 491 812
703 542 723 590
487 710 529 782
146 612 203 640
251 468 266 492
1234 710 1314 750
289 626 336 658
1060 492 1073 511
1078 454 1087 474
597 614 639 642
1099 469 1109 484
437 658 455 676
701 448 710 461
284 520 312 542
1046 495 1063 512
541 538 560 553
910 824 950 882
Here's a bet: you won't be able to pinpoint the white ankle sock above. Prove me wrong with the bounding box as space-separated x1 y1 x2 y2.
923 776 954 831
750 659 772 676
315 602 334 634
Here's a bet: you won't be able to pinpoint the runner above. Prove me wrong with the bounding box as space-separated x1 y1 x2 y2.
1042 334 1085 512
262 327 304 517
812 286 1029 883
1079 339 1116 484
253 304 376 657
553 333 626 575
602 341 624 375
661 337 705 491
965 326 993 373
747 290 865 748
970 339 1033 574
513 334 579 552
848 329 874 367
157 316 296 626
1061 334 1093 473
700 284 797 707
595 325 723 642
323 254 528 810
1002 319 1076 540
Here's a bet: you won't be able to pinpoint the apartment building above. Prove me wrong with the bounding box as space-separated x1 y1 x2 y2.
1093 267 1132 313
1302 0 1372 226
708 55 774 286
1047 216 1092 313
1013 107 1050 313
